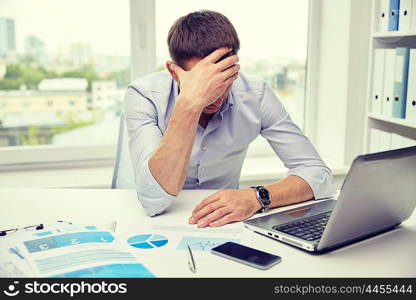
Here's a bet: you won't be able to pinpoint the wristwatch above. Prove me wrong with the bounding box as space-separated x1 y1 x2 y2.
250 186 271 213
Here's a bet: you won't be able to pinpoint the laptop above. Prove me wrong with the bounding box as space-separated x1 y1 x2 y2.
244 146 416 253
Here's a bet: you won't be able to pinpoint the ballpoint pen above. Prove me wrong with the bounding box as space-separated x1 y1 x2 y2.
187 245 196 273
9 247 25 260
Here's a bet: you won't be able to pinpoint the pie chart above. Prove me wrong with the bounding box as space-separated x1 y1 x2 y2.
127 234 168 249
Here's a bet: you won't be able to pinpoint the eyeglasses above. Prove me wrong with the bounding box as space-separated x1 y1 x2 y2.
0 224 44 237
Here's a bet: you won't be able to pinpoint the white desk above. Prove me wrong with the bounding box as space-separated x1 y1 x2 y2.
1 188 415 277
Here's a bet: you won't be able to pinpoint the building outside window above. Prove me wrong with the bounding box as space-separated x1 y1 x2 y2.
0 0 130 147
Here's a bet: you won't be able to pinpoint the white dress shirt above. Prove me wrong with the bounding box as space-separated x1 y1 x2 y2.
124 70 336 216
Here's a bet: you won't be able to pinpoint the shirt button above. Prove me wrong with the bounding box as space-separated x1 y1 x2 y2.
202 145 207 151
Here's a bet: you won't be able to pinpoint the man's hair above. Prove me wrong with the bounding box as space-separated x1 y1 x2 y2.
167 10 240 67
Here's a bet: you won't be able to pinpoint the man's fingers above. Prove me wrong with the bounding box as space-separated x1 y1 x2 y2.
204 47 233 63
196 207 231 228
221 64 240 80
224 72 239 85
192 193 219 215
189 200 224 224
215 55 239 71
209 212 238 227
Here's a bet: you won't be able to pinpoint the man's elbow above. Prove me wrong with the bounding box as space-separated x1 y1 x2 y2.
148 158 182 196
136 191 175 217
135 159 180 215
145 182 181 196
144 207 164 217
164 185 181 197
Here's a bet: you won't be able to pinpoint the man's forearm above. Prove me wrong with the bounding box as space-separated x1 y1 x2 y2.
265 175 314 209
147 48 238 197
188 175 315 228
149 96 202 196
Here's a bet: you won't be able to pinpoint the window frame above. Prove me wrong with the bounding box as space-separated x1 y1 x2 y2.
303 0 320 143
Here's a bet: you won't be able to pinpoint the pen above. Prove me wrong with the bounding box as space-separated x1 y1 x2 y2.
187 245 196 273
9 247 25 260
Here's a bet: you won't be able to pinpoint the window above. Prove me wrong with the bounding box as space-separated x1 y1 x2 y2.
0 0 311 172
155 0 309 157
0 0 130 148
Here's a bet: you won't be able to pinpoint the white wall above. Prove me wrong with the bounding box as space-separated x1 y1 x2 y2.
314 0 350 166
309 0 371 166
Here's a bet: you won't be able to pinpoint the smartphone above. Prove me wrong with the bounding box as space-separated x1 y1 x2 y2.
211 242 281 270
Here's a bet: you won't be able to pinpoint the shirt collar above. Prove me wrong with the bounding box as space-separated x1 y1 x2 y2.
225 89 235 109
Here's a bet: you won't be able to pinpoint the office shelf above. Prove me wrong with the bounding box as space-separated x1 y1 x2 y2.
367 112 416 129
372 31 416 38
363 1 416 153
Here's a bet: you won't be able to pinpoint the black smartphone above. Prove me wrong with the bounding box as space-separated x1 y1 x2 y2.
211 242 281 270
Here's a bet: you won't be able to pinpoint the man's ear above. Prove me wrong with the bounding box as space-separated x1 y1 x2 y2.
166 61 179 82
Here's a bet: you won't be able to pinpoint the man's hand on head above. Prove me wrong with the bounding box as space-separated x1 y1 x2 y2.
189 189 262 228
169 48 240 111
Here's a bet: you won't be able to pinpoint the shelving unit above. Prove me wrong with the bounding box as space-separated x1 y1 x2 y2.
363 0 416 153
368 112 416 129
372 31 416 38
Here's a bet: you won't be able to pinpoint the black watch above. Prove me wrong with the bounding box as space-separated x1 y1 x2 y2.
250 186 271 213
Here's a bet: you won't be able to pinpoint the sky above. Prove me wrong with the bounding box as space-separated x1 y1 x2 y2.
0 0 309 60
0 0 131 56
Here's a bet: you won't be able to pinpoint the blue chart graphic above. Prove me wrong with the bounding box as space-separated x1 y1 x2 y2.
34 231 53 237
24 231 115 253
84 226 97 230
52 263 155 278
177 237 240 251
127 234 168 249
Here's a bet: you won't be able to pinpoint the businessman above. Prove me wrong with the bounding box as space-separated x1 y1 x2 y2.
124 10 335 228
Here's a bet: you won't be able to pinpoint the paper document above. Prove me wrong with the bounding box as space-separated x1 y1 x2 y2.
0 222 154 278
18 230 154 278
116 220 248 258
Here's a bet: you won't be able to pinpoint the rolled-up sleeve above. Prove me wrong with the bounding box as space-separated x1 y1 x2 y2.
258 83 336 200
124 87 176 216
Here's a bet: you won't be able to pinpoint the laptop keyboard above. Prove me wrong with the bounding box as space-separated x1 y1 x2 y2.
272 212 332 241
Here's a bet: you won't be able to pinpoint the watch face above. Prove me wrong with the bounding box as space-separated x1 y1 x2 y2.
258 187 271 205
